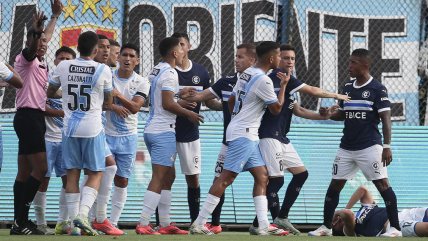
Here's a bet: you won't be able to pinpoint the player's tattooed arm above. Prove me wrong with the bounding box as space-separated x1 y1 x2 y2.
46 83 60 99
299 86 351 103
205 99 222 111
103 90 114 110
379 110 392 166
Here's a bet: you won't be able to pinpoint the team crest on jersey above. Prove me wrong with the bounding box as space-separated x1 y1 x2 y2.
372 162 379 170
192 76 200 84
240 73 252 82
362 90 370 98
130 86 136 95
150 68 160 76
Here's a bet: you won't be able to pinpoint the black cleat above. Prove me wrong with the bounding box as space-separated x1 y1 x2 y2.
10 220 45 235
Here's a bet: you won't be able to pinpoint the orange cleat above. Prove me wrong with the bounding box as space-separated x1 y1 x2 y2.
92 219 124 235
135 223 161 235
158 224 188 235
205 223 222 234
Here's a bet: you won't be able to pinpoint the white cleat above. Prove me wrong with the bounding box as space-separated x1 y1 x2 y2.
189 222 214 235
380 227 402 237
258 224 289 236
308 225 332 236
38 225 55 235
274 217 301 235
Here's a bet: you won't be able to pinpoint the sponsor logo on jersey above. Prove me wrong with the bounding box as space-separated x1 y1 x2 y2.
240 73 252 82
346 112 367 119
192 76 200 84
69 65 95 74
362 90 370 98
381 97 389 101
150 68 160 76
356 206 375 224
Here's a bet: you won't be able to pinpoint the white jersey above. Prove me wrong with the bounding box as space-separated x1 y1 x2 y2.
226 67 278 142
49 58 113 138
144 62 179 134
45 72 63 142
105 69 150 137
0 62 13 81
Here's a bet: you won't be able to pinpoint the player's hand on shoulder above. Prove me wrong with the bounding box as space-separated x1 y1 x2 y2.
112 105 131 119
187 111 204 126
277 68 292 87
335 93 351 103
382 148 392 167
179 87 196 100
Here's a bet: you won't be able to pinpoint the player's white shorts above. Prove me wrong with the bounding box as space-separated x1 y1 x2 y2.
45 140 66 177
392 207 428 237
106 134 138 179
175 139 201 175
259 138 304 177
332 145 387 181
214 144 228 178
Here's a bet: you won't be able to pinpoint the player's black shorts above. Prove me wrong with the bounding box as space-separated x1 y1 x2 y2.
13 108 46 155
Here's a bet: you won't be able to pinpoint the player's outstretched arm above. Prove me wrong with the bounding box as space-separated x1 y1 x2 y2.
333 209 355 236
294 103 339 120
3 64 23 88
299 85 351 103
379 110 392 167
179 87 217 103
44 105 64 117
162 90 204 126
46 83 61 99
345 185 374 209
113 88 145 114
320 106 346 121
44 0 63 42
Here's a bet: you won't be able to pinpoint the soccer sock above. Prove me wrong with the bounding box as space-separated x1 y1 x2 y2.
79 175 89 198
139 190 161 227
110 186 127 226
13 180 25 220
188 186 201 223
33 191 47 226
17 175 41 222
96 165 116 223
323 187 340 229
211 192 225 226
195 194 220 226
58 187 69 225
380 187 401 231
158 190 172 227
267 176 284 220
66 193 80 229
278 171 308 219
254 195 270 229
80 186 98 220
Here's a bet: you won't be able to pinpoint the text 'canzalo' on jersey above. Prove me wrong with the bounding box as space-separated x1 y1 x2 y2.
175 60 211 142
105 69 150 137
49 58 113 138
259 69 305 145
209 73 239 145
226 67 278 142
338 77 391 151
144 62 179 135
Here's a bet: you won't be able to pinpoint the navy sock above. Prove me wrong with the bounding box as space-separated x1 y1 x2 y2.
253 216 259 227
211 192 225 226
13 180 25 220
155 207 159 227
188 186 200 223
267 177 284 220
322 187 340 229
380 187 401 231
278 171 308 219
17 175 41 222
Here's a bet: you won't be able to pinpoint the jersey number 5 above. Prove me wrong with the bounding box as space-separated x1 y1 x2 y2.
232 90 246 116
68 84 92 111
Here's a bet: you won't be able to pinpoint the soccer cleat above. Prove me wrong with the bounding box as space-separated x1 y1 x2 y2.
273 217 301 235
380 227 402 237
10 219 45 235
158 224 188 234
68 227 81 236
38 225 55 235
249 225 259 235
135 223 161 235
55 222 70 234
189 222 214 235
73 215 99 236
113 224 128 235
92 218 124 235
205 223 222 234
258 224 289 236
308 225 332 236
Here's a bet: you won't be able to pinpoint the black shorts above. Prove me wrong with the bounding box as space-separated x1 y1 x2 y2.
13 108 46 155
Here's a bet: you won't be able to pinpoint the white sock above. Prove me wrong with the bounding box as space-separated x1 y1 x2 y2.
195 194 220 226
158 190 172 227
81 186 98 220
254 195 269 229
110 186 127 226
79 175 89 198
33 191 47 226
66 193 80 229
57 188 69 225
139 190 161 226
89 202 97 223
96 165 116 223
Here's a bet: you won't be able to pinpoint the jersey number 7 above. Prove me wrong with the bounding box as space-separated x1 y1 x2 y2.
68 84 92 111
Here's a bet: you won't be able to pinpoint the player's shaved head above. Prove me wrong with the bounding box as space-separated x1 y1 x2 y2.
159 37 180 57
351 48 372 66
237 43 257 60
256 41 280 59
78 31 99 56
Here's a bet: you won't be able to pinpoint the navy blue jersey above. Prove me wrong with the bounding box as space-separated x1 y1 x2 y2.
258 69 305 144
354 205 388 237
175 60 211 142
338 77 390 151
210 73 238 145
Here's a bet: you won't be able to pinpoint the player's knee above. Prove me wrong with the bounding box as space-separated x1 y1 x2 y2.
373 179 390 191
329 179 346 191
114 176 128 188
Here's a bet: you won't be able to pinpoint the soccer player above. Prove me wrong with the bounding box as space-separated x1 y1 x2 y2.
250 44 350 235
332 185 427 237
189 41 290 235
309 49 401 237
93 43 150 235
32 46 76 235
136 37 203 235
46 31 113 236
179 43 257 233
107 39 120 68
11 3 63 234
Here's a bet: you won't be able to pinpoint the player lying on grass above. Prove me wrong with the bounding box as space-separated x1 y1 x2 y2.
332 185 428 237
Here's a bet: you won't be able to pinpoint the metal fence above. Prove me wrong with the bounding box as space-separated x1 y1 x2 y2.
0 0 425 126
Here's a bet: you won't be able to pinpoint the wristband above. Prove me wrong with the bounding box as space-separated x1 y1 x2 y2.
383 144 390 149
51 14 59 19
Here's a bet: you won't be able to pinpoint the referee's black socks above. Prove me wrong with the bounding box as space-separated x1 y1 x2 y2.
17 175 41 222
